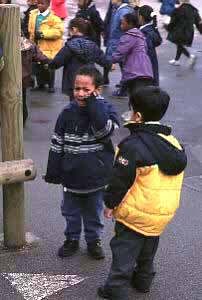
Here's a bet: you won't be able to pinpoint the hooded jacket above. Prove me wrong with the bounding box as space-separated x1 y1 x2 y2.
49 35 111 96
112 28 153 82
105 122 187 236
106 3 134 58
167 3 201 46
140 24 162 86
28 9 64 59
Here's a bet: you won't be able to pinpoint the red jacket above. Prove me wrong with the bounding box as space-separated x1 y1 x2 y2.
51 0 68 19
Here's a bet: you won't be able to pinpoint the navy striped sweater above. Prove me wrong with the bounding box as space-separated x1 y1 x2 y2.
45 96 119 191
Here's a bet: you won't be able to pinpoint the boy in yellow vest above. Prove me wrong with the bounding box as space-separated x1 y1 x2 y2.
28 0 64 92
98 86 187 300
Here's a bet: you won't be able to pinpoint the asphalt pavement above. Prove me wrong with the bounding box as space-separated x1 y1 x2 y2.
1 1 202 299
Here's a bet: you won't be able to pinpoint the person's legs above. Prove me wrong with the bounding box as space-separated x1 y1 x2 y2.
98 222 144 300
176 45 190 60
103 66 110 85
48 69 55 93
58 191 82 257
82 190 105 259
131 236 160 292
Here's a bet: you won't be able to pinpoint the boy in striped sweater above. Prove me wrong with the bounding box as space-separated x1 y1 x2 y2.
45 66 119 259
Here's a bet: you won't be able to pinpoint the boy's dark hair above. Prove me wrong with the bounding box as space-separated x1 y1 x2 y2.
69 17 96 40
129 86 170 121
139 5 158 28
38 0 50 5
123 13 139 28
80 0 92 9
75 65 103 88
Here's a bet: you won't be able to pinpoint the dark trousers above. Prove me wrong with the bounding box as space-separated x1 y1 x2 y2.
22 87 28 126
34 64 55 88
61 190 104 242
105 222 159 298
175 45 190 61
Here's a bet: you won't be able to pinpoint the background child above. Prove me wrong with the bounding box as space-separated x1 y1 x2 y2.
98 86 187 300
166 0 201 67
51 0 68 20
139 5 162 86
106 0 134 97
22 0 38 38
44 66 119 260
111 13 153 98
48 17 111 101
28 0 64 92
76 0 104 47
21 34 49 126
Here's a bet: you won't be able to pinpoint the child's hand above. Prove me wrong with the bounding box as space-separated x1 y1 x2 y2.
111 64 116 71
35 31 44 40
104 207 113 219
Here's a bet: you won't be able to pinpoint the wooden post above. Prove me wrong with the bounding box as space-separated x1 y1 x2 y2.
0 159 37 185
0 5 25 248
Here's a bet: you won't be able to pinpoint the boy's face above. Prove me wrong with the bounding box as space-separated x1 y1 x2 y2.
74 75 100 107
121 18 129 32
37 0 49 13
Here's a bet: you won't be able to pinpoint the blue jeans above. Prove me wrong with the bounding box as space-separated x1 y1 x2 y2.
61 190 104 242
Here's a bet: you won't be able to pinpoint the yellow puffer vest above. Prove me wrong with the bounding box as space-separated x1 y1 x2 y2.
28 9 64 59
113 134 185 236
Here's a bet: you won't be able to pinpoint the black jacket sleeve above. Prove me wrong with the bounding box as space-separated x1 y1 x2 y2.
104 143 136 209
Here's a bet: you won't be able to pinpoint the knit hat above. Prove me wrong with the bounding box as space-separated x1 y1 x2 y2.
129 86 170 122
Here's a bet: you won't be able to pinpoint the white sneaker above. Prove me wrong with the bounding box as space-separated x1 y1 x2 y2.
169 59 181 66
189 54 196 67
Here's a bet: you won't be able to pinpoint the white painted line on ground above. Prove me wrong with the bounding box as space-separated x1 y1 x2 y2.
2 273 86 300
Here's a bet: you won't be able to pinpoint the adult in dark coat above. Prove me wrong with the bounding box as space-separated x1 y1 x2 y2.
166 0 201 66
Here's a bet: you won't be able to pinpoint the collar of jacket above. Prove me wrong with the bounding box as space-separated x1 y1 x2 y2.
117 3 129 11
140 22 153 30
124 121 172 136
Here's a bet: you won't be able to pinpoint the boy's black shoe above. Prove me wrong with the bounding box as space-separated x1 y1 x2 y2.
87 239 105 260
97 286 128 300
58 240 79 257
130 271 155 293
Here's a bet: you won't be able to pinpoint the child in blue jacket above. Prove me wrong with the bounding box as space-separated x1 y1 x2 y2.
139 5 162 86
49 17 111 101
45 66 119 259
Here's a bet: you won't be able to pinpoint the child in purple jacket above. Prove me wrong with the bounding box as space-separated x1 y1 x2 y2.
111 13 153 101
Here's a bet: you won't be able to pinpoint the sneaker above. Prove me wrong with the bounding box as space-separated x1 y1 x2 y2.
189 54 196 67
97 286 128 300
87 239 105 260
169 59 181 66
58 240 79 257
